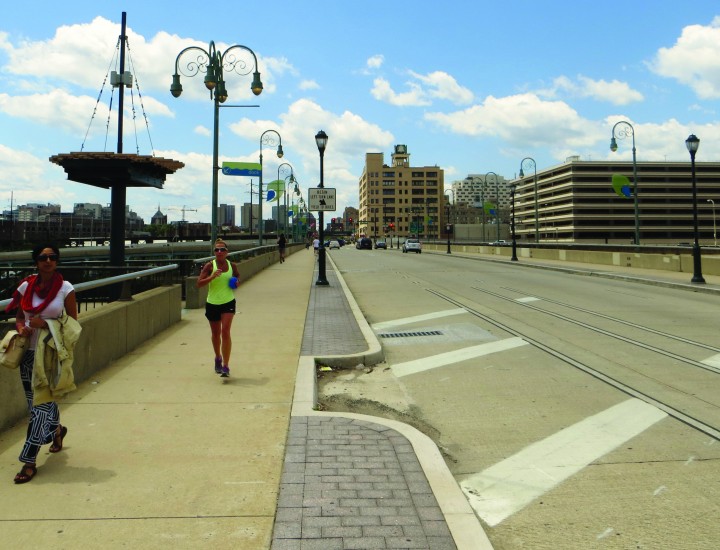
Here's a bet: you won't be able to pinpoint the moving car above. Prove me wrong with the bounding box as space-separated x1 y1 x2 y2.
328 240 341 249
402 238 422 253
374 239 387 249
355 237 372 250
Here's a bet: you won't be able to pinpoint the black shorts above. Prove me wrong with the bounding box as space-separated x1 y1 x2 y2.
205 299 236 322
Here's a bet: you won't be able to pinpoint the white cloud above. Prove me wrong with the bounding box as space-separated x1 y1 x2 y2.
367 55 384 69
425 93 598 149
538 75 643 105
194 125 211 137
650 17 720 99
227 98 393 206
299 79 320 90
408 70 474 105
371 77 430 107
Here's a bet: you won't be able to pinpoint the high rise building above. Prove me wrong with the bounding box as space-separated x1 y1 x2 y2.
218 204 235 227
358 144 445 239
241 202 260 232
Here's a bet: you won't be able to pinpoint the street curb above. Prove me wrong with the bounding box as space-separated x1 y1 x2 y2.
290 256 494 550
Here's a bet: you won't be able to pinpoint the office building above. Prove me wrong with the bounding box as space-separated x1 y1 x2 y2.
358 144 445 239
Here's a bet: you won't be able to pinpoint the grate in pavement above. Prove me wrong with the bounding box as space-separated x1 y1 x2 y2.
379 330 443 338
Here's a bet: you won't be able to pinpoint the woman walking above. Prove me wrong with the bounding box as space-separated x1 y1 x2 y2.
6 244 79 484
197 239 240 377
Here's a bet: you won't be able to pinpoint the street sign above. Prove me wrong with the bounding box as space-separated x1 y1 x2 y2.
221 162 262 177
308 187 336 211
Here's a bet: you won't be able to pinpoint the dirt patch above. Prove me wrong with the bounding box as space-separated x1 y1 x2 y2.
317 363 445 450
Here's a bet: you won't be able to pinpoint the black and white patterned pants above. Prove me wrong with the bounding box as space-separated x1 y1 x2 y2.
18 351 59 463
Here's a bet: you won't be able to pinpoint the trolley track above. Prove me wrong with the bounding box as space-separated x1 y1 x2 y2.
427 288 720 441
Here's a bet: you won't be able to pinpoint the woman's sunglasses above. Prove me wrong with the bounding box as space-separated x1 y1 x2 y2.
37 254 59 262
214 247 228 253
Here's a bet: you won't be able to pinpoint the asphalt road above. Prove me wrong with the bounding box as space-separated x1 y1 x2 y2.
324 245 720 550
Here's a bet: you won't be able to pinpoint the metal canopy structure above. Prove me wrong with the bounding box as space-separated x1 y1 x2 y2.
49 152 184 189
48 12 183 267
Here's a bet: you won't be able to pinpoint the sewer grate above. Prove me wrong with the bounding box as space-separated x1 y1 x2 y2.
379 330 443 338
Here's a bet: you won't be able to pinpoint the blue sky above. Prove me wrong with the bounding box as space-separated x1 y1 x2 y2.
2 2 720 225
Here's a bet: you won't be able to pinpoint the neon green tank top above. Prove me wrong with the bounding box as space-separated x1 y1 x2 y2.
207 259 235 305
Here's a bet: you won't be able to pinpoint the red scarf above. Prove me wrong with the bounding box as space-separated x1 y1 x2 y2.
5 272 64 314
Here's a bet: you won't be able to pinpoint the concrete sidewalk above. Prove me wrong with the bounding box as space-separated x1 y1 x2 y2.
0 247 488 549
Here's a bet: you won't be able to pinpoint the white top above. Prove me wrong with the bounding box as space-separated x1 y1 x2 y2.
18 279 75 350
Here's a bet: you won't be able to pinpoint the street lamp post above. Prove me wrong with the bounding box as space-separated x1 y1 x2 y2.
509 183 518 261
610 121 640 245
686 134 705 284
707 199 716 247
171 40 262 249
259 130 283 245
519 157 538 242
445 190 453 254
485 172 500 243
277 162 294 236
315 130 329 286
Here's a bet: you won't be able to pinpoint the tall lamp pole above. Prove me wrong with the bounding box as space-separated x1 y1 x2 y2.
519 157 538 242
259 130 283 245
315 130 329 286
707 199 716 247
444 189 453 254
485 172 500 243
171 40 262 249
277 162 294 235
610 121 640 245
510 183 518 261
687 134 705 284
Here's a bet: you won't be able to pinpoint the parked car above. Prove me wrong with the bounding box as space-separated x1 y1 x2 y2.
402 238 422 253
374 239 387 249
356 237 372 250
328 240 341 249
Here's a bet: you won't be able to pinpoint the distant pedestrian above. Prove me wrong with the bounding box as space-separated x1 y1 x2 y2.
278 233 287 263
197 239 240 377
6 243 81 484
313 237 320 256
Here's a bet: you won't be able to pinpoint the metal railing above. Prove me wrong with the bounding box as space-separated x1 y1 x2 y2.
0 264 179 318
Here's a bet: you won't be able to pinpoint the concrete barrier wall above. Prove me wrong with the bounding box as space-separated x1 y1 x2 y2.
425 243 720 276
0 285 181 432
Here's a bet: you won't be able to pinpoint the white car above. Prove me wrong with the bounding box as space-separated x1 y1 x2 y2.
402 238 422 253
328 240 341 249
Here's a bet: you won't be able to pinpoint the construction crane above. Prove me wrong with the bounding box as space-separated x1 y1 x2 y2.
168 205 197 221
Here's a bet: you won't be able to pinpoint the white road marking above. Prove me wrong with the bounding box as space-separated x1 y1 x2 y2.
371 308 467 331
701 353 720 368
460 398 667 526
392 337 527 378
515 296 540 303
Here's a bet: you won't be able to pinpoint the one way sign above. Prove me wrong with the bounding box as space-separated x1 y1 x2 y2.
308 188 336 211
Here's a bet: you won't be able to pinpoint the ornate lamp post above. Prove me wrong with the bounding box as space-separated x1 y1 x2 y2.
315 130 329 286
610 121 640 245
519 157 538 242
277 162 294 236
258 130 284 245
707 199 716 247
171 40 262 248
686 134 705 284
485 172 501 243
509 183 518 261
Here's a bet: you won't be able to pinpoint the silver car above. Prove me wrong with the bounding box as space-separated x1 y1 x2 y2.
402 238 422 253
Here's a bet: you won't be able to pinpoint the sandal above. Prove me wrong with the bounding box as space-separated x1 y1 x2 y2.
14 463 37 484
49 425 67 453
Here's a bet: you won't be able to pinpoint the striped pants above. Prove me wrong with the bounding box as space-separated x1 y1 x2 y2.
18 351 59 463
